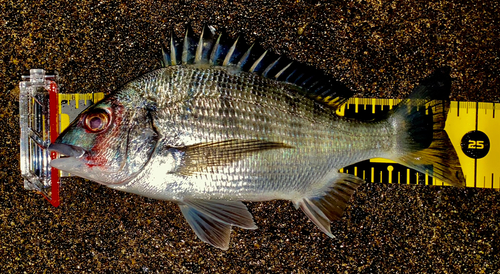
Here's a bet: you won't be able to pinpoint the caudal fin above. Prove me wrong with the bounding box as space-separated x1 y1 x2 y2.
389 67 464 187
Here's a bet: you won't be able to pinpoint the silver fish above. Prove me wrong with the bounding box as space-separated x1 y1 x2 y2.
49 27 464 249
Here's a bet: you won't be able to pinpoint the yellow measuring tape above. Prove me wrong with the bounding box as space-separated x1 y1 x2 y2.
58 94 498 189
446 101 498 188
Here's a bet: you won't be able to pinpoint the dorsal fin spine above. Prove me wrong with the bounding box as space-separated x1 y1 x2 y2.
170 33 177 66
194 27 205 64
249 50 267 72
263 57 281 77
162 47 170 66
293 73 306 84
237 43 255 68
182 28 190 64
285 69 298 82
307 80 321 91
301 76 314 86
318 88 332 97
223 37 239 66
274 62 293 79
209 34 222 65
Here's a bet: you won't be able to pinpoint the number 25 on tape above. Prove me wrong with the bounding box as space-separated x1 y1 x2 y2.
468 140 485 149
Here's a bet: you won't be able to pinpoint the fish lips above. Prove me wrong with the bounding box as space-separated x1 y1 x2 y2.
48 143 87 158
48 143 89 172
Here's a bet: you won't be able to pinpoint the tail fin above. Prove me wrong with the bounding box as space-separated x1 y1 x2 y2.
389 67 465 187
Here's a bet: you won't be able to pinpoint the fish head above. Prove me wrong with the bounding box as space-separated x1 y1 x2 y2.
49 92 159 185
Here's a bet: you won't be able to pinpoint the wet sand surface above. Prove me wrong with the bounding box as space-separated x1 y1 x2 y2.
1 0 499 272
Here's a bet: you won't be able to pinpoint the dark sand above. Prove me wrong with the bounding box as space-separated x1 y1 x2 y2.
1 0 499 272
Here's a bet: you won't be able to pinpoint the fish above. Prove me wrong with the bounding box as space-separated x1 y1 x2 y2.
49 26 465 250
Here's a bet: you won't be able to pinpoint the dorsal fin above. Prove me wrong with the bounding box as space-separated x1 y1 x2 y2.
162 26 354 110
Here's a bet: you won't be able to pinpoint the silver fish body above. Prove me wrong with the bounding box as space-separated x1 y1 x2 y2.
109 66 392 201
49 28 464 249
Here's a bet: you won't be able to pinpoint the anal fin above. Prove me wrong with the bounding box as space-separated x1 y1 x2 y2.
295 173 363 236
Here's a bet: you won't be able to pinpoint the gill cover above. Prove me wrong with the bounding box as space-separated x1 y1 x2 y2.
50 95 159 185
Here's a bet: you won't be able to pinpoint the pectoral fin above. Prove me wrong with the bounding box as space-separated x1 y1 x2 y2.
295 173 363 236
178 200 257 250
178 139 292 175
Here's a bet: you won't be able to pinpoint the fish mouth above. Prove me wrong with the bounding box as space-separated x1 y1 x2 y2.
48 143 86 158
48 142 112 185
47 141 143 185
48 142 122 185
48 143 88 174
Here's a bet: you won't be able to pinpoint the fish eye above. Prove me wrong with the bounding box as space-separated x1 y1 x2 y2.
83 108 111 133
